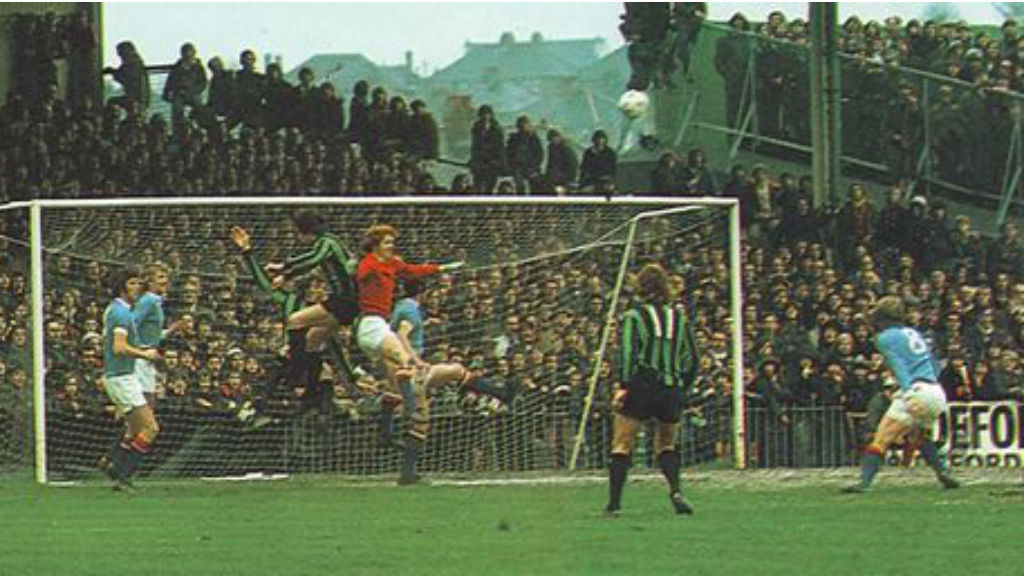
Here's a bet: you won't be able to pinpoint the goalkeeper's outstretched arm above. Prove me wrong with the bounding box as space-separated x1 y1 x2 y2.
233 225 290 308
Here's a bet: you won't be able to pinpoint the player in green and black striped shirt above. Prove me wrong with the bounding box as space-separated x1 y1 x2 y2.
259 211 362 403
233 224 357 410
606 263 699 516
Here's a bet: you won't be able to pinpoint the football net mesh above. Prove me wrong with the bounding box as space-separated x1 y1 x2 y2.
0 206 34 477
23 199 735 481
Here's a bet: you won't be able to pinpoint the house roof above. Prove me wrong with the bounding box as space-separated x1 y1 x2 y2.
431 33 604 85
286 53 424 96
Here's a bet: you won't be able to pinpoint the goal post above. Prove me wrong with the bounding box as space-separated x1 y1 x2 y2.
15 196 743 484
568 201 745 471
569 199 745 469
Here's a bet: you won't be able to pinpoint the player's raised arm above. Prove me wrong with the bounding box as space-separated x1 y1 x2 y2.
234 225 290 306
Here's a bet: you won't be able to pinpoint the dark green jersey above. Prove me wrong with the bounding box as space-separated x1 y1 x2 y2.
282 233 357 299
620 303 698 388
243 250 356 383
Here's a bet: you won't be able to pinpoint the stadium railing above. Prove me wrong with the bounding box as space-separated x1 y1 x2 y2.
668 21 1024 226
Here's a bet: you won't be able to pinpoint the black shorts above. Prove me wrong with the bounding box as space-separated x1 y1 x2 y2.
323 294 359 325
619 368 684 424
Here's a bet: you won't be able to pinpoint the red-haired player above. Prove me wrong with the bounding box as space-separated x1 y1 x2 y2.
356 224 463 484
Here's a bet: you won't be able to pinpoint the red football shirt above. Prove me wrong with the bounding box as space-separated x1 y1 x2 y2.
356 254 439 317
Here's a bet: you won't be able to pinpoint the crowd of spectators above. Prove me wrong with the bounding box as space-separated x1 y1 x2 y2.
1 16 1023 473
712 11 1024 190
0 29 624 205
3 159 1023 471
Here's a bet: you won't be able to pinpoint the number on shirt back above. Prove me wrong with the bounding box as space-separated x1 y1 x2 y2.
902 328 928 355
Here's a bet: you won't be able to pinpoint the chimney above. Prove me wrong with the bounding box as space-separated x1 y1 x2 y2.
405 50 413 72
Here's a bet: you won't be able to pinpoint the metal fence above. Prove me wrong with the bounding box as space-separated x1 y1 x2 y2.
671 22 1024 225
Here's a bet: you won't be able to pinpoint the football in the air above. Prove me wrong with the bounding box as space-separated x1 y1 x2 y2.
618 90 650 120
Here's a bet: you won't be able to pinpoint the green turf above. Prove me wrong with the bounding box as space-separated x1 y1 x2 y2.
1 473 1021 576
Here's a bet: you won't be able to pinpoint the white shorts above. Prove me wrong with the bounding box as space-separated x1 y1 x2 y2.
103 373 147 416
885 382 947 428
357 316 393 361
135 357 158 394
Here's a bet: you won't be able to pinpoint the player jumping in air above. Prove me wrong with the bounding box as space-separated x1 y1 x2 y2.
98 267 161 491
380 278 513 448
842 296 959 493
233 225 360 409
356 224 463 484
263 210 360 406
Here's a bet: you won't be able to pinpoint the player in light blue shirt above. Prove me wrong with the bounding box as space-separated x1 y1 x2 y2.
100 266 161 491
384 278 511 485
133 262 188 407
842 296 959 493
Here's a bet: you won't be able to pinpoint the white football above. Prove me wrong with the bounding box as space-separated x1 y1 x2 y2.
618 90 650 120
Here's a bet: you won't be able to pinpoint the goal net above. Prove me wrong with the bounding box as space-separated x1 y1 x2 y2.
18 197 741 482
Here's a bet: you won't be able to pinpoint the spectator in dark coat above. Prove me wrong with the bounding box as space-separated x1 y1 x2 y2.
470 105 506 194
163 43 208 140
506 116 544 195
384 96 412 155
205 57 235 124
364 86 390 163
649 151 685 195
105 41 150 110
234 49 265 128
579 130 617 193
347 80 371 148
874 185 908 255
407 100 439 161
679 147 716 195
312 82 345 142
263 63 298 132
544 129 578 194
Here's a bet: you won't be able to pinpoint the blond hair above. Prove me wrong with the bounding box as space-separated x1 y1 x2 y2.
873 295 905 327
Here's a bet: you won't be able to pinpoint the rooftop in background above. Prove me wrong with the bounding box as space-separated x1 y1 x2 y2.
286 53 425 96
431 32 605 86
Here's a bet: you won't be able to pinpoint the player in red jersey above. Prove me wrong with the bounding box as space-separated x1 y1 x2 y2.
356 224 462 483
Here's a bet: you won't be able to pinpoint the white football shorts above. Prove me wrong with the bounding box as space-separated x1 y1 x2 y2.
357 316 394 362
885 382 947 428
103 373 147 416
134 357 158 394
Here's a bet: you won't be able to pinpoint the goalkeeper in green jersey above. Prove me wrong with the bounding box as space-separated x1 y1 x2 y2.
233 225 358 411
261 210 360 379
606 263 699 516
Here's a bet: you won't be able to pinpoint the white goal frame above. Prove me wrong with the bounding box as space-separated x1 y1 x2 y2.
19 196 745 484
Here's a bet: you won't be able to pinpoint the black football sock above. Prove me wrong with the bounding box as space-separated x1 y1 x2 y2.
918 440 949 475
608 453 630 510
658 450 682 495
304 351 325 406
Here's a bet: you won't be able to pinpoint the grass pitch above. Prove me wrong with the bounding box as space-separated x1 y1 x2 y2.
1 469 1021 576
